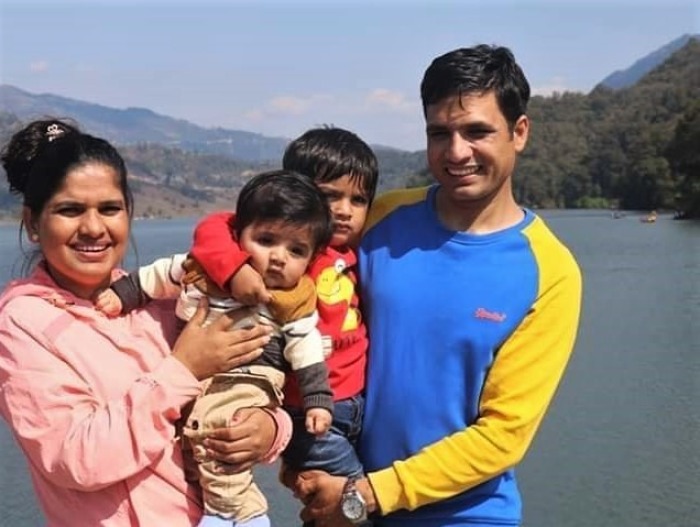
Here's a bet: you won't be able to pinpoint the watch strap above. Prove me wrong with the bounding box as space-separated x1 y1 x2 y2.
343 474 361 494
341 475 368 524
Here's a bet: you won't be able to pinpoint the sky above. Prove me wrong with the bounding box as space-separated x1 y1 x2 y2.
1 0 699 151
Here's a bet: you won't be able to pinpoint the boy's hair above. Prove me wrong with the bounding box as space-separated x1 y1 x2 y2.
420 44 531 132
282 125 379 204
234 169 333 254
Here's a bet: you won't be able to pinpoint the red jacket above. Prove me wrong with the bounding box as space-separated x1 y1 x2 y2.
191 212 367 407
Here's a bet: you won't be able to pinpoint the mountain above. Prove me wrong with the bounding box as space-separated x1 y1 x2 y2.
0 85 289 163
0 84 426 188
0 98 425 221
598 33 699 90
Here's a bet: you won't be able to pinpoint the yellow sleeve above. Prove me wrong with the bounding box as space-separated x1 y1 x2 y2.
368 226 583 513
364 187 430 234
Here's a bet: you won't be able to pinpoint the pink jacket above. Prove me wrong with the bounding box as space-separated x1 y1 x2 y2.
0 265 204 526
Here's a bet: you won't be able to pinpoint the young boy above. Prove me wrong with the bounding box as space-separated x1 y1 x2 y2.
190 127 378 522
96 170 335 527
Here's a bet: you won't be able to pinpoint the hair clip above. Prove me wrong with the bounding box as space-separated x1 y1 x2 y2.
46 123 64 142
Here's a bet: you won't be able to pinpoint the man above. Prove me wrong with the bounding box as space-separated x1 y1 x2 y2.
290 44 583 527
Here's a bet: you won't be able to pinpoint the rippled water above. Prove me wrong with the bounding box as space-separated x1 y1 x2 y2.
1 210 698 526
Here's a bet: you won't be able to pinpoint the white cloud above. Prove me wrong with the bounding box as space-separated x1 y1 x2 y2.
28 60 48 73
365 88 414 112
268 96 310 116
245 93 335 121
243 109 265 123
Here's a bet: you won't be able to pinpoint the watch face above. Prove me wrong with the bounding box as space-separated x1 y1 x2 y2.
342 495 365 521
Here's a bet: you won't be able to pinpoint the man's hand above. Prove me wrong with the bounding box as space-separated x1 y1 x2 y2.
228 263 272 305
281 468 379 525
291 470 349 525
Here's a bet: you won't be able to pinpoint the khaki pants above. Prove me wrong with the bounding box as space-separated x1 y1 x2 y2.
183 365 286 522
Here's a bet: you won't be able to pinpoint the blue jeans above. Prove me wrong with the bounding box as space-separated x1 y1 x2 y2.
198 514 270 527
283 394 364 478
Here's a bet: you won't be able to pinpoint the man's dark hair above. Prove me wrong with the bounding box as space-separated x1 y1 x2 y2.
420 44 531 131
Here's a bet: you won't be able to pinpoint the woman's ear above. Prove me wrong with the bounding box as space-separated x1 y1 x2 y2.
22 206 39 243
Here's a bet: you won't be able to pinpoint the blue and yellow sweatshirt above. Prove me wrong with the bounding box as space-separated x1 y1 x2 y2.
358 186 582 526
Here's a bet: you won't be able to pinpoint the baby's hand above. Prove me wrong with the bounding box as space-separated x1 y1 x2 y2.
229 263 272 305
94 288 123 317
305 408 332 436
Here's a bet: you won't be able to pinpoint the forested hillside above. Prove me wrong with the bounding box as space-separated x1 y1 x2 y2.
599 33 698 89
524 39 700 215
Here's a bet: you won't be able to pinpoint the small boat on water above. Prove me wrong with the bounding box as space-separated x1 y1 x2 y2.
640 211 657 223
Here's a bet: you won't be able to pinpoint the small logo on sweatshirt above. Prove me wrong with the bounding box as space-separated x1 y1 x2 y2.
475 307 507 323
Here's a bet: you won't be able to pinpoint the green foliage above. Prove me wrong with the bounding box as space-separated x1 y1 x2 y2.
514 39 700 215
575 196 613 209
375 148 426 191
665 102 700 216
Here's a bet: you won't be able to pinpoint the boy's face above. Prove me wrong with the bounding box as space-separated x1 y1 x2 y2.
316 174 369 248
239 220 315 289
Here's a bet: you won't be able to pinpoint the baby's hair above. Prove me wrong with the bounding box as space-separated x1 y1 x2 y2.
234 169 333 254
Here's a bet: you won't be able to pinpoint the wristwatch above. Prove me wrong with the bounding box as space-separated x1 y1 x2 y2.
340 475 368 524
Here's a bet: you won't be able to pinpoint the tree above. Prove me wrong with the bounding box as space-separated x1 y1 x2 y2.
665 103 700 217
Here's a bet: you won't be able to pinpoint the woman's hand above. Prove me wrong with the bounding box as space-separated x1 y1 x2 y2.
172 299 271 380
202 407 277 472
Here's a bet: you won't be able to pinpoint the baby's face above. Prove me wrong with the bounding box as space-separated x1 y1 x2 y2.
239 220 314 289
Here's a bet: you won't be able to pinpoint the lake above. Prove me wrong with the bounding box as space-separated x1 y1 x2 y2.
0 210 698 526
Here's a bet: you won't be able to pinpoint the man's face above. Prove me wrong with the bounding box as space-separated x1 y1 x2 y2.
425 90 528 211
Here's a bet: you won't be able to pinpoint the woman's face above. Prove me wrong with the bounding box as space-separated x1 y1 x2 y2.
25 163 130 299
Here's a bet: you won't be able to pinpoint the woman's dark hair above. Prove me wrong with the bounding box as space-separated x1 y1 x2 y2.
1 118 133 221
234 169 333 254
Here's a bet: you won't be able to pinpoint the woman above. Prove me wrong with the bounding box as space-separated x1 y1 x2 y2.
0 119 288 526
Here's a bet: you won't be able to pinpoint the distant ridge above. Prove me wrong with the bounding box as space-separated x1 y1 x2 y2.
0 84 290 163
598 33 700 90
